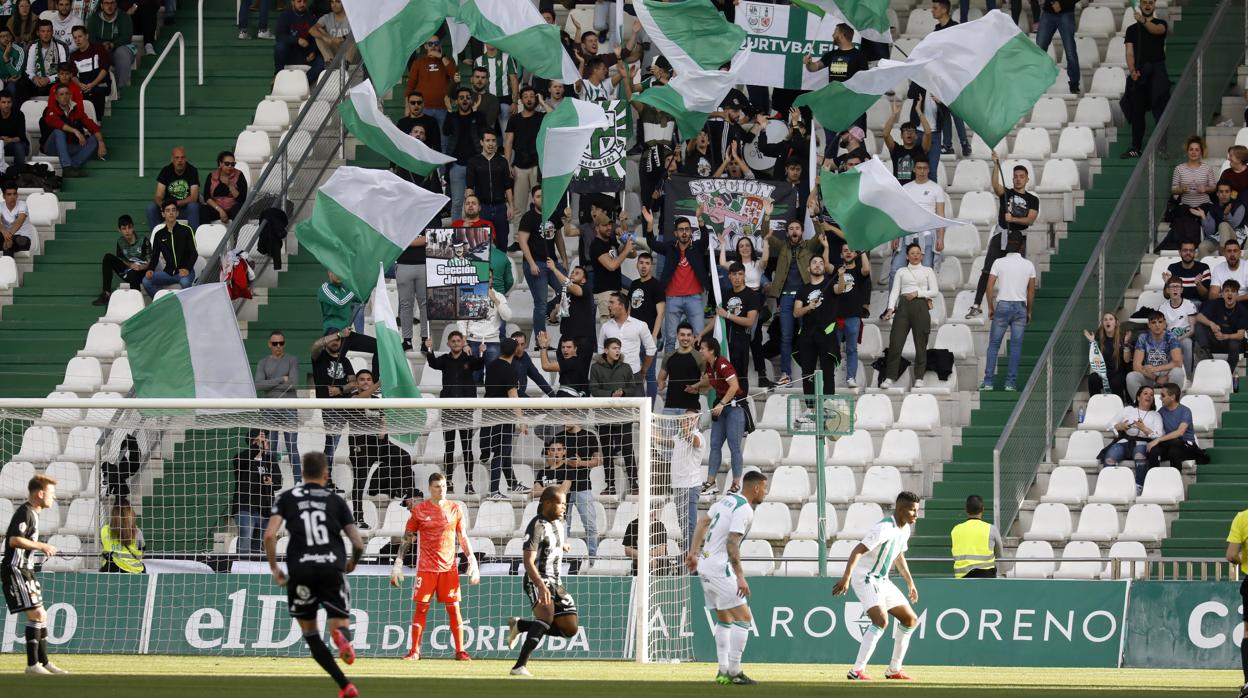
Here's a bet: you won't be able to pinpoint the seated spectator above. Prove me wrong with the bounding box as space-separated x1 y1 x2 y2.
1084 311 1132 400
39 82 103 176
142 200 195 295
1210 238 1248 302
48 0 80 47
0 28 24 100
94 213 148 305
1220 145 1248 197
202 150 247 225
231 429 277 555
47 61 85 112
509 330 554 397
7 1 36 48
624 507 671 575
881 243 939 389
1159 277 1198 374
1195 182 1245 258
1128 310 1187 396
308 0 351 64
0 181 32 256
87 0 136 88
0 92 26 168
25 20 68 96
1161 241 1210 302
1098 385 1163 473
1193 279 1248 392
318 270 362 334
69 26 110 120
1143 382 1202 484
146 146 200 230
273 0 323 84
537 332 589 395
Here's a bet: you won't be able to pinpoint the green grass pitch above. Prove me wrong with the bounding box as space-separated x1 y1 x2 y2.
0 656 1238 696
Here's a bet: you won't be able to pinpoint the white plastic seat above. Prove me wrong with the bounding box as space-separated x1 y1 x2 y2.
903 9 935 37
857 322 883 361
56 356 104 393
20 100 43 142
1069 502 1120 542
1038 158 1080 193
873 429 921 468
1142 257 1178 291
1188 360 1233 397
513 501 539 537
1087 66 1126 100
855 465 904 504
1041 465 1090 505
1103 540 1150 580
0 498 12 525
269 69 310 101
15 426 59 463
40 391 81 425
742 429 783 468
1137 467 1186 506
78 323 124 359
1180 394 1216 432
470 500 516 538
59 498 97 536
768 465 811 504
607 500 639 538
0 461 36 497
100 357 133 393
947 160 991 194
958 191 997 225
740 539 776 576
1023 502 1073 541
1054 126 1097 160
44 462 83 497
934 323 974 360
234 130 272 165
1028 97 1069 129
568 500 607 536
815 465 857 504
936 255 963 290
1075 6 1115 37
1011 127 1052 160
791 501 837 541
750 502 793 540
250 98 292 132
85 391 122 423
0 255 16 289
969 132 1009 160
1118 503 1167 543
1079 394 1124 431
100 289 144 324
837 502 884 540
1012 540 1056 579
893 394 940 431
826 539 858 577
26 191 59 227
776 539 819 576
786 435 817 468
43 534 82 571
58 426 101 462
1103 37 1126 68
1071 96 1112 129
1088 466 1136 505
195 223 228 259
374 501 410 537
852 394 893 431
1059 430 1105 467
1054 541 1103 579
587 539 631 575
757 394 789 431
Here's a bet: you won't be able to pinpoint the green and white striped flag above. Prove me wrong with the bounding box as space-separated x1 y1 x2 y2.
121 284 256 399
908 10 1058 147
632 57 748 141
456 0 581 84
791 0 892 43
818 158 963 251
371 264 423 442
632 0 746 72
794 58 931 131
342 0 454 93
538 98 609 222
296 167 449 300
338 81 454 177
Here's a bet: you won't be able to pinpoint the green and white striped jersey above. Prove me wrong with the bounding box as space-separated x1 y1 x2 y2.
852 516 911 581
474 51 517 99
697 493 754 578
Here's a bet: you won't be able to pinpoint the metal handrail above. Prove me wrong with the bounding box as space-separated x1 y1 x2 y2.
197 0 206 86
137 31 186 177
991 0 1244 533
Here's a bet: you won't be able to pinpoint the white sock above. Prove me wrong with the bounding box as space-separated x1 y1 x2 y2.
727 622 749 675
714 623 732 674
888 623 915 673
853 623 886 672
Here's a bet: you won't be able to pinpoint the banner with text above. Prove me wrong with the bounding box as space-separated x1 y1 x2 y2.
1124 581 1243 669
735 1 838 90
662 176 799 242
424 227 493 321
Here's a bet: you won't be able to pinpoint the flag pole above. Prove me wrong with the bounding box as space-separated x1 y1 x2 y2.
804 114 819 240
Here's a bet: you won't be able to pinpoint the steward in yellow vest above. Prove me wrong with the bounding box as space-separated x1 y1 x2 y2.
950 494 1002 578
100 502 144 573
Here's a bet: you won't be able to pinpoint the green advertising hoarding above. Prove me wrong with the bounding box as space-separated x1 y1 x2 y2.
1124 581 1244 669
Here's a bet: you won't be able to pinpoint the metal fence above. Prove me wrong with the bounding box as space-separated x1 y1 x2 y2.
992 0 1248 534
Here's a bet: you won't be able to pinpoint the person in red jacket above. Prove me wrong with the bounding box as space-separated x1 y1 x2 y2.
39 83 105 177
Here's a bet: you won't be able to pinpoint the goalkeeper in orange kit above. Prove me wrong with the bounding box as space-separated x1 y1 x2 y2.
389 471 479 660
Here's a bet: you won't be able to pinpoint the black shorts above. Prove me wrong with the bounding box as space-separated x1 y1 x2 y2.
286 566 351 621
2 566 42 614
1240 578 1248 618
524 578 577 617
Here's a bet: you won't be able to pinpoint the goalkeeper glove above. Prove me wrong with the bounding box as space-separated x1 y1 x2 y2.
389 565 404 588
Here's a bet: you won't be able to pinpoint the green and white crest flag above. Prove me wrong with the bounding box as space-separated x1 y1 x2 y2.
735 1 838 90
342 0 455 93
818 158 964 251
339 81 455 177
791 0 892 43
457 0 581 84
632 0 746 72
908 10 1058 147
573 99 630 189
121 284 256 399
371 264 423 441
537 99 609 222
296 167 449 300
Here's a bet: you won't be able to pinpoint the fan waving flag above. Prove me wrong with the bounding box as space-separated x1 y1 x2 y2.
339 81 455 177
818 158 964 251
121 284 256 399
794 58 931 131
633 56 749 141
791 0 892 43
296 167 449 300
538 99 609 222
456 0 581 84
342 0 454 93
632 0 747 72
371 264 423 441
909 10 1058 147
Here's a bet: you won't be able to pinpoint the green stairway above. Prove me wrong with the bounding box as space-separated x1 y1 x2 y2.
1161 417 1248 559
907 6 1220 575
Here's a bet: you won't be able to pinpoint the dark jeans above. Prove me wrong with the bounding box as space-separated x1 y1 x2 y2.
1127 62 1170 150
1195 323 1245 374
347 433 415 520
0 233 30 256
600 422 637 492
1036 10 1079 90
441 408 476 483
4 140 26 167
483 423 516 494
480 201 510 251
274 41 325 84
1144 440 1200 473
102 253 144 293
798 328 840 397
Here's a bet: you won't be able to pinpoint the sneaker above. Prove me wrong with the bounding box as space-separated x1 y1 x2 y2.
144 43 155 55
846 669 872 681
913 379 925 388
511 484 531 496
730 672 758 685
727 481 741 494
880 379 893 389
238 30 249 39
846 378 857 389
979 382 994 391
1121 148 1141 159
715 672 732 685
510 666 533 677
331 627 355 665
61 167 83 178
257 29 275 39
757 376 775 389
465 482 476 496
402 647 420 661
965 305 983 319
455 650 472 661
700 481 717 496
1069 83 1081 95
884 669 913 680
961 142 972 157
506 617 523 649
777 374 791 386
25 664 51 675
92 293 110 306
1004 383 1017 392
402 339 413 351
488 491 507 501
601 485 617 497
940 145 953 155
338 685 358 698
41 663 68 674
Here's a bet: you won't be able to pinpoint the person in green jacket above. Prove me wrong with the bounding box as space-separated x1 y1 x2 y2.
87 0 135 88
317 270 362 334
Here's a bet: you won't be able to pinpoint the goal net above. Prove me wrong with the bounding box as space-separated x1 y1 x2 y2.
0 397 700 662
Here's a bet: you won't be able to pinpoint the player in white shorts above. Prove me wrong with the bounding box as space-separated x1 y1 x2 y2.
832 490 921 682
685 470 769 686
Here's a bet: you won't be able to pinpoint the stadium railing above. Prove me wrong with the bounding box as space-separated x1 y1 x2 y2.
992 0 1248 536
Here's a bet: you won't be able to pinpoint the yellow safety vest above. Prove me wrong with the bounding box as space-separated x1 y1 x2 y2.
950 518 995 578
99 525 145 574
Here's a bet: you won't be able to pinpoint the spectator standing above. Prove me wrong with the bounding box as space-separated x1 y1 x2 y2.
141 201 194 295
980 236 1036 391
587 211 634 321
627 252 665 399
94 213 147 305
317 270 362 334
892 160 946 287
667 409 708 549
309 329 354 460
483 337 528 500
659 322 706 417
443 87 486 220
538 332 590 395
769 219 836 384
395 90 441 153
1160 277 1198 375
1144 382 1200 481
146 146 200 230
346 369 417 525
457 286 512 378
794 251 838 398
464 131 512 251
450 194 498 267
833 246 871 389
406 39 456 130
803 23 868 138
691 337 743 496
0 182 32 257
1196 183 1245 258
120 0 158 56
237 0 271 39
518 189 571 336
422 332 483 492
254 330 301 483
547 261 596 359
1036 0 1080 94
1099 386 1162 479
924 0 970 161
1193 280 1248 392
202 150 247 225
69 26 109 119
1122 0 1169 159
966 153 1038 319
1162 241 1210 302
881 243 939 389
474 43 518 129
882 98 931 186
274 0 322 84
599 291 657 397
232 430 276 555
505 87 543 225
640 206 711 354
949 494 1003 578
394 230 428 351
1128 311 1187 396
1166 136 1217 249
0 28 25 100
468 67 501 135
510 331 555 397
1084 312 1132 400
589 338 640 496
308 0 351 64
1210 239 1248 302
550 424 602 557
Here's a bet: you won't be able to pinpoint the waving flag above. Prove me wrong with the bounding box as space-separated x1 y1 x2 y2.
338 81 454 177
633 56 749 141
791 0 892 43
632 0 746 72
371 264 423 441
456 0 581 84
538 99 610 222
818 158 964 250
795 58 931 131
342 0 455 93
